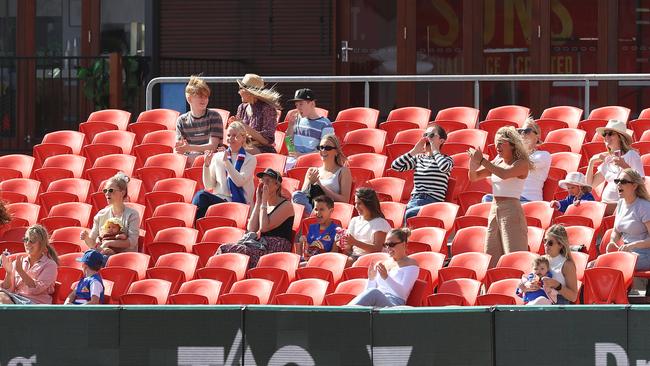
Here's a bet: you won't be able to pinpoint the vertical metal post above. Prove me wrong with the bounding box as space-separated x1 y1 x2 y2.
584 79 590 117
364 81 370 108
474 80 480 110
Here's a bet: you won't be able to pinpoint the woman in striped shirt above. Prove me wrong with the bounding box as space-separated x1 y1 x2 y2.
391 124 454 221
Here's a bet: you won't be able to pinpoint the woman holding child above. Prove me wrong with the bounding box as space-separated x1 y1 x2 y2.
80 172 141 255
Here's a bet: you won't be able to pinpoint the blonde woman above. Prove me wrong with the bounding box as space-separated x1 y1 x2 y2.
518 119 551 202
81 172 140 254
606 169 650 270
228 73 281 154
0 224 59 304
292 134 352 215
469 126 533 268
587 119 644 215
532 224 578 304
192 121 257 219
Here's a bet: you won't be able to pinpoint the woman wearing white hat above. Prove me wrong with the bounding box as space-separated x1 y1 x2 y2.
228 73 281 154
550 172 595 213
586 119 644 215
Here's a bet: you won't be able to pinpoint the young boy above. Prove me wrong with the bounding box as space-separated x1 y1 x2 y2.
550 172 595 213
298 195 340 261
285 89 333 170
516 256 558 305
64 249 106 305
175 75 224 167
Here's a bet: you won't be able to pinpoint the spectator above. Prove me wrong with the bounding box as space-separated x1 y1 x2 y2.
341 188 392 266
516 255 559 305
550 172 595 213
217 168 295 267
64 249 106 305
191 121 257 220
95 217 127 256
519 119 551 201
284 88 334 170
175 75 224 167
539 224 579 304
228 73 281 154
347 228 419 307
469 126 533 268
391 123 453 220
297 195 341 261
606 169 650 271
587 119 644 215
0 200 10 226
292 134 352 215
0 224 58 304
80 172 140 254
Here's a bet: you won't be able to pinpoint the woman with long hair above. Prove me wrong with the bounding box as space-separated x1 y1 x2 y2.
228 73 281 154
606 169 650 270
0 224 58 304
391 123 453 220
587 119 644 215
348 228 419 307
292 134 352 215
80 172 141 255
342 188 392 266
469 126 533 268
518 118 551 202
192 121 257 220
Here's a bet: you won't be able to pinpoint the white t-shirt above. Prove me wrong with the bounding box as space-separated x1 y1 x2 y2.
598 150 644 203
367 264 419 300
348 216 392 257
521 150 551 201
614 198 650 244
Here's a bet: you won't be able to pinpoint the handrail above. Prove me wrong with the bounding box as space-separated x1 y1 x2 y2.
146 73 650 115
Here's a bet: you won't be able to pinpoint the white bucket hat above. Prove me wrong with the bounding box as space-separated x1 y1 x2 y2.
594 119 633 144
558 172 592 190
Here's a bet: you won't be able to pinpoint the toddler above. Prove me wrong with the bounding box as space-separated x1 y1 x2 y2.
516 256 558 305
550 172 594 213
64 249 106 305
96 217 127 255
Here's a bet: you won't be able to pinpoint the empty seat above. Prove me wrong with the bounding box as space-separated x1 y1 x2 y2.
136 108 180 130
335 107 380 129
88 109 132 131
168 279 222 305
0 154 35 179
120 279 171 305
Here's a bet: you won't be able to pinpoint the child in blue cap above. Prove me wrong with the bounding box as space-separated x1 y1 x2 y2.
64 249 106 305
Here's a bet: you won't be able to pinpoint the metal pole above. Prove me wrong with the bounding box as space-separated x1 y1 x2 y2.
364 81 370 108
474 80 480 111
585 79 590 117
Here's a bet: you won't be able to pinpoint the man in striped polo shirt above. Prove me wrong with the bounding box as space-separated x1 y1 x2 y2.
285 88 334 170
175 75 224 167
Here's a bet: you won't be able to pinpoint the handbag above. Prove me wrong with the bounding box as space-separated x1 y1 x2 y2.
236 232 267 250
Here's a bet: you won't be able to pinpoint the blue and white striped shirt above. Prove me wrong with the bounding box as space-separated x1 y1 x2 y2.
293 116 334 153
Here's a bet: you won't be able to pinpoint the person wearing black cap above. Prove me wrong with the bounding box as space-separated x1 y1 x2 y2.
217 168 295 267
285 88 333 170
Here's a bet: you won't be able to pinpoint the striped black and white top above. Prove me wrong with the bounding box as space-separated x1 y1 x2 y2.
391 152 453 202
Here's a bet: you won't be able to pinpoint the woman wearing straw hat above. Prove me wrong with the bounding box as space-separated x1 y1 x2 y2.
550 172 595 213
228 73 281 154
586 119 644 215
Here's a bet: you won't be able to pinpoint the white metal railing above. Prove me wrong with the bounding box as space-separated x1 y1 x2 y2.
146 74 650 116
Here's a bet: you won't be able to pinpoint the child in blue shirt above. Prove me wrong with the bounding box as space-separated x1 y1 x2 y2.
550 172 595 213
64 249 106 305
299 195 340 260
516 256 558 305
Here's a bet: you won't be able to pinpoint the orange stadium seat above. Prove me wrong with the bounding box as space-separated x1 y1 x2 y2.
485 105 530 127
218 278 274 305
435 106 480 129
88 109 131 131
120 279 171 305
386 106 431 128
136 108 180 131
426 278 482 306
275 278 329 306
168 279 222 305
196 253 250 293
324 278 368 305
335 107 380 129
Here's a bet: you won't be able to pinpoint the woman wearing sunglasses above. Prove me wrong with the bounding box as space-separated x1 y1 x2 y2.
587 119 644 215
391 124 453 220
80 172 141 254
529 224 578 305
606 169 650 270
518 119 551 202
0 224 58 304
347 228 419 307
292 134 352 215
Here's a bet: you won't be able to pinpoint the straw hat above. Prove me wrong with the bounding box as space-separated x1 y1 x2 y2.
236 73 281 109
595 119 633 144
558 172 592 190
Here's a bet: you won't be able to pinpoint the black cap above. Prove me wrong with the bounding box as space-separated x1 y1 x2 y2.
256 168 283 183
287 88 316 103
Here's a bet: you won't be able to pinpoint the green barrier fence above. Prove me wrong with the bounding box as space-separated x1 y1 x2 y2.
3 305 650 365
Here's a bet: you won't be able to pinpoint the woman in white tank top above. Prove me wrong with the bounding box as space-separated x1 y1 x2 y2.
469 126 533 268
292 134 352 215
539 224 578 304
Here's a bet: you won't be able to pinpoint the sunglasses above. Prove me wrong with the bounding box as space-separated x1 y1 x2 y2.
544 239 556 246
518 128 534 135
102 188 115 194
22 237 35 244
317 145 336 151
614 179 633 185
383 241 403 248
423 132 438 138
602 131 616 137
